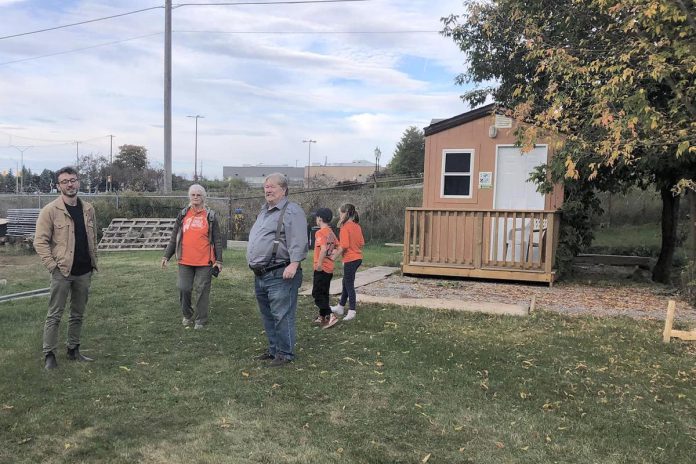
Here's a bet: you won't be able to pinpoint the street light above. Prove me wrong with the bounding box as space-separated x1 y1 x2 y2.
374 146 381 178
187 115 204 181
11 145 31 193
302 139 316 188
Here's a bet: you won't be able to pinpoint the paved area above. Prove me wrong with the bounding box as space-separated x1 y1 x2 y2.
300 266 528 316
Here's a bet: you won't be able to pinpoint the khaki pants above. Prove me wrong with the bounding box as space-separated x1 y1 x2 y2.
178 264 212 325
43 270 92 355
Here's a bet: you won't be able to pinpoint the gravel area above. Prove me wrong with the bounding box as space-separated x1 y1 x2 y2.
360 265 696 323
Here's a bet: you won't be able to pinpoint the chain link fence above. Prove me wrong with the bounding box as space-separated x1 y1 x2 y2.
0 178 423 244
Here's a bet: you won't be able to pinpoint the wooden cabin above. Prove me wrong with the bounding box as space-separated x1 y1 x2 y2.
402 104 563 284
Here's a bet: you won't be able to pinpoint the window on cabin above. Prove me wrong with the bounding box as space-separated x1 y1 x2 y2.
442 151 473 197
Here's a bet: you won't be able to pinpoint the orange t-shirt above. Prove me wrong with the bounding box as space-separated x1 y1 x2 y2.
339 221 364 263
179 208 214 266
313 226 336 273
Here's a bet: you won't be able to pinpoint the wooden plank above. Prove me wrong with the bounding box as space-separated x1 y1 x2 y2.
402 211 411 266
403 263 555 284
663 300 676 343
575 254 653 268
473 212 483 269
670 330 696 341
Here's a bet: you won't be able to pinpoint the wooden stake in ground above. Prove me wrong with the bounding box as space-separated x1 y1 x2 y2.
663 300 696 342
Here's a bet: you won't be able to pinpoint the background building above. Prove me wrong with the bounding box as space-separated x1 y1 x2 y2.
222 165 304 187
307 160 376 187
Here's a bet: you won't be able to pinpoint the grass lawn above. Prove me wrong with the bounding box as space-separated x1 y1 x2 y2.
0 247 694 463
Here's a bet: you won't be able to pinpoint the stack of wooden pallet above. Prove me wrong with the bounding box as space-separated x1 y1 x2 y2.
98 218 176 251
7 209 41 237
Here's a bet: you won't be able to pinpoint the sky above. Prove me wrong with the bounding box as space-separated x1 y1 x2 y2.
0 0 473 180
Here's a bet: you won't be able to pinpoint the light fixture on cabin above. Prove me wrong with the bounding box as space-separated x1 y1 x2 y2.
488 125 498 138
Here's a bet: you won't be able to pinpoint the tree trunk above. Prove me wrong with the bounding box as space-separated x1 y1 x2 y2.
652 186 681 284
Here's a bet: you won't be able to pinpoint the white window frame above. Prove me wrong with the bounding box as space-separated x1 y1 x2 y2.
440 149 475 198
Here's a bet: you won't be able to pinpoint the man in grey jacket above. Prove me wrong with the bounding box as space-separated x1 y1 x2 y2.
247 173 308 367
34 166 98 370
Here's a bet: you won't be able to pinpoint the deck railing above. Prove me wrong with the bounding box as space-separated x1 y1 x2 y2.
403 208 561 276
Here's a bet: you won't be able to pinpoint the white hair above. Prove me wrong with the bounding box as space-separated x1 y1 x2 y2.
188 184 206 199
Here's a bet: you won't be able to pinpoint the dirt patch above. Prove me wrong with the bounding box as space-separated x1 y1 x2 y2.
360 265 696 323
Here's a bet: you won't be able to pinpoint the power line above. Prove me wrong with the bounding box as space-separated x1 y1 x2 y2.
0 1 370 42
175 29 437 34
0 33 163 67
175 0 369 6
0 6 164 41
0 29 438 67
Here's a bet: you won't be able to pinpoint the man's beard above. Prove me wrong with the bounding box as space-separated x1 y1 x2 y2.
63 190 77 197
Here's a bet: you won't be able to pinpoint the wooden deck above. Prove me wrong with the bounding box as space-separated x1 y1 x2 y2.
402 208 561 284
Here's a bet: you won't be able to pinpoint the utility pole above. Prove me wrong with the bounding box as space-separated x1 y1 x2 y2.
109 134 115 164
374 146 381 185
11 145 31 193
302 139 316 188
75 141 80 166
163 0 172 193
187 115 204 181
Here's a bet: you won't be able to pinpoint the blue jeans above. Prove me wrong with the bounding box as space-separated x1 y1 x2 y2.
339 259 362 311
254 267 303 360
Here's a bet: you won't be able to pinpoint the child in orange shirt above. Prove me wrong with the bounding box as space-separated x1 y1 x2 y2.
312 208 339 329
330 203 365 321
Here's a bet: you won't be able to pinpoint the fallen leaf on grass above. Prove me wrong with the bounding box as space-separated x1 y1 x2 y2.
495 442 505 449
219 418 230 429
272 384 281 389
520 446 529 451
17 437 31 445
241 371 250 377
422 453 431 462
119 366 130 371
2 404 13 410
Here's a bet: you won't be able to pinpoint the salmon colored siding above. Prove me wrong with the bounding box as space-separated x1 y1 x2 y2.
422 115 564 210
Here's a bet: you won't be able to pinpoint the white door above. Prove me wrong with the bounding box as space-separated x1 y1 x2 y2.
493 146 547 261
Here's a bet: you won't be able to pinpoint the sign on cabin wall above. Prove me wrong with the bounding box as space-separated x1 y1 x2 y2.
479 171 493 189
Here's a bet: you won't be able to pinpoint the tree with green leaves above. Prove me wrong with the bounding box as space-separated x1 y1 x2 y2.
388 126 425 175
442 0 696 283
114 145 148 171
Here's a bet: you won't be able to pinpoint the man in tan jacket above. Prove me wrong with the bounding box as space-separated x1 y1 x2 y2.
34 166 98 370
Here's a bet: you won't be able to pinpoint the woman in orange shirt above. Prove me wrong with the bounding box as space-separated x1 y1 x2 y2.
330 203 365 321
161 184 223 329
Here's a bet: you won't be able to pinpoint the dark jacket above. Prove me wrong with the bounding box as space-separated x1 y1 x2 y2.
163 206 223 264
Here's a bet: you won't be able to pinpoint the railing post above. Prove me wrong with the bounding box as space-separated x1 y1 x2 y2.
544 212 556 274
403 209 412 266
474 212 483 269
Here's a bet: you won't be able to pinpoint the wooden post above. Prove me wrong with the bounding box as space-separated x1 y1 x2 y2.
474 212 483 269
663 300 676 343
403 210 411 266
663 300 696 342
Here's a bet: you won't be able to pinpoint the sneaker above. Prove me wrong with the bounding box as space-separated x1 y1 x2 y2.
312 315 324 325
194 323 205 330
343 310 356 321
254 352 275 361
321 313 339 329
182 317 193 327
330 304 345 316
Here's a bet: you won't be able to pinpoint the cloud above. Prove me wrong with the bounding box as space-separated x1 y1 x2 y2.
0 0 472 178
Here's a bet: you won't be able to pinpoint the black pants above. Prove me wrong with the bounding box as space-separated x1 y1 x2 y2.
312 270 333 317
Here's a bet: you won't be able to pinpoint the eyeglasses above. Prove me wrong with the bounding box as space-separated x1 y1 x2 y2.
58 178 79 185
